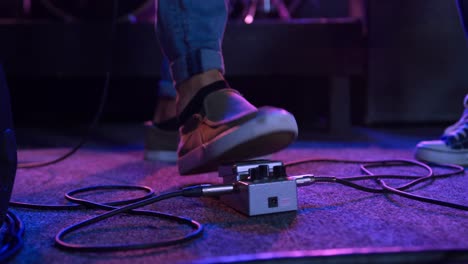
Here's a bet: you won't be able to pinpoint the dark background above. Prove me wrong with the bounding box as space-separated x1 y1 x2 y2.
0 0 467 129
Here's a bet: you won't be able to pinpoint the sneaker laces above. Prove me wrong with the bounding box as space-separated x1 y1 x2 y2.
442 123 468 149
443 94 468 136
441 94 468 149
444 111 468 136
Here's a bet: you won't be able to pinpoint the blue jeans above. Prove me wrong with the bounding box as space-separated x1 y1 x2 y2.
157 56 176 98
155 0 229 89
156 0 468 99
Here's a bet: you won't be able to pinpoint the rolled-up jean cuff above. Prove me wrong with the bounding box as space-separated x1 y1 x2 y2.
157 80 177 98
171 49 225 85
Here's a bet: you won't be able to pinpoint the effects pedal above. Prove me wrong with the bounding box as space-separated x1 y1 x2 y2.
218 160 298 216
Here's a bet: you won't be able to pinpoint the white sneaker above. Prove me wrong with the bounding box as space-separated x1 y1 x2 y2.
443 94 468 136
415 94 468 165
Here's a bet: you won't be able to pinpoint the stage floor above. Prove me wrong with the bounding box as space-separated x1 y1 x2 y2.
7 124 468 264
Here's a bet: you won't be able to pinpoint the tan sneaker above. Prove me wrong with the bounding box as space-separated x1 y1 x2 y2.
177 86 298 175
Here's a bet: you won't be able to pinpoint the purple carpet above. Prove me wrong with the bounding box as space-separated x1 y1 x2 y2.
6 124 468 264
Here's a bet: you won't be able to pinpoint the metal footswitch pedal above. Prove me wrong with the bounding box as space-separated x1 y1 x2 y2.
218 160 298 216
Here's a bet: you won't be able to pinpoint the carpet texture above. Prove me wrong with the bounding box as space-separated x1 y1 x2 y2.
4 125 468 264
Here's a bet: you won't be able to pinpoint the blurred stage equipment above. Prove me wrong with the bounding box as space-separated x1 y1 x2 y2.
235 0 331 24
1 0 348 22
39 0 154 22
243 0 291 24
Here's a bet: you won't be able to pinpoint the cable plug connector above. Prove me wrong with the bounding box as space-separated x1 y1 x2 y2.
182 184 235 197
289 174 337 187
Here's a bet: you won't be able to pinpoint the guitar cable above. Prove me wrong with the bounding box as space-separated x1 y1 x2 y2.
5 0 468 256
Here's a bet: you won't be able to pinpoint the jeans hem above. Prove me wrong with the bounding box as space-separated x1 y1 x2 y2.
171 49 225 84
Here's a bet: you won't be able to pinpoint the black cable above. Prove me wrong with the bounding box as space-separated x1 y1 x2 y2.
0 0 121 259
286 158 434 178
361 161 464 191
377 177 468 211
8 0 202 253
17 71 109 169
7 0 206 255
17 0 119 169
11 157 467 253
333 178 385 193
55 190 204 252
361 162 468 210
0 211 25 262
9 185 204 252
10 185 154 210
286 158 467 211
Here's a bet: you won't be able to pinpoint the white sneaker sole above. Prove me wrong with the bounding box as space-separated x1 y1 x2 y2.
415 147 468 166
178 107 298 175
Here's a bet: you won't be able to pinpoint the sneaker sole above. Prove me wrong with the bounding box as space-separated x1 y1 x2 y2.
415 147 468 166
178 108 298 175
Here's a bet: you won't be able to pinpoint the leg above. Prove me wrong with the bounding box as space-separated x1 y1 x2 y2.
144 56 179 162
155 0 298 175
414 0 468 166
145 0 227 163
146 0 228 163
153 56 177 124
156 0 227 114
